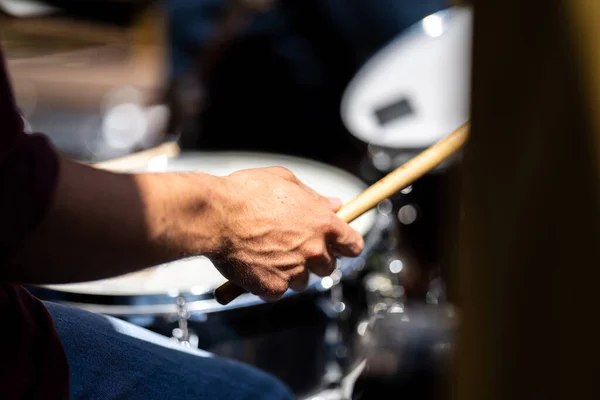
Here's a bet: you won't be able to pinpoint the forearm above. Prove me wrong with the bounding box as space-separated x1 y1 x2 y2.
4 156 224 284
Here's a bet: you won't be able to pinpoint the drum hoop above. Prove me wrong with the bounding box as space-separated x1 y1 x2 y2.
36 290 299 316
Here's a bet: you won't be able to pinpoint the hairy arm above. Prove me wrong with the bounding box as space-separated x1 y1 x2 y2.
4 156 224 284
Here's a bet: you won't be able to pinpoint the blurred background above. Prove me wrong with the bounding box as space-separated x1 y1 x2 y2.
1 0 463 168
7 1 600 400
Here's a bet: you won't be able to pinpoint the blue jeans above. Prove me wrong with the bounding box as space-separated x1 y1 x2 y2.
44 302 294 400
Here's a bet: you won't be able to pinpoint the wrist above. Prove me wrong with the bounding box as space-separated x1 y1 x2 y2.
135 171 227 260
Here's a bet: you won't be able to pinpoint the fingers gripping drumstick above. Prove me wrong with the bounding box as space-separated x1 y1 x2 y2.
214 123 470 305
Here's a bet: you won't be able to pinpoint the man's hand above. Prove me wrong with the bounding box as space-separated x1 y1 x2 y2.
206 166 364 301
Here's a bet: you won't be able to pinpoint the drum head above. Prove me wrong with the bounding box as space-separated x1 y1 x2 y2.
42 151 377 300
341 6 473 149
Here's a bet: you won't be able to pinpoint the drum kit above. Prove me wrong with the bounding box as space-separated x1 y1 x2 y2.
25 4 473 400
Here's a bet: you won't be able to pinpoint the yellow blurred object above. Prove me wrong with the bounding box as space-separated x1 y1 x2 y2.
567 0 600 178
453 0 600 399
130 3 166 87
0 10 165 110
0 7 170 161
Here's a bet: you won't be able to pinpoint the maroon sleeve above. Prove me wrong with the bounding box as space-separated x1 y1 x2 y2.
0 49 60 263
0 48 70 399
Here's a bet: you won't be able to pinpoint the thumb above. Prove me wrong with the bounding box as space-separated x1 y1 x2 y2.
327 197 343 212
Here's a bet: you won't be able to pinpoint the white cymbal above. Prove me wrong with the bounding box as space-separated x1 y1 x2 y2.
341 6 473 149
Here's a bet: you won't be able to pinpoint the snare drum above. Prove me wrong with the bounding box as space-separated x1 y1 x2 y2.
31 151 390 397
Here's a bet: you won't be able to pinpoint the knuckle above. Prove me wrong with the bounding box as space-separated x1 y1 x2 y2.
304 242 327 260
290 266 306 279
323 262 336 275
318 214 335 232
310 262 335 277
350 232 365 254
356 235 365 252
266 279 288 298
290 274 309 291
272 166 295 179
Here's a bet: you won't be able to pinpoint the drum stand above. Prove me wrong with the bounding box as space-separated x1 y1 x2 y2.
301 276 362 400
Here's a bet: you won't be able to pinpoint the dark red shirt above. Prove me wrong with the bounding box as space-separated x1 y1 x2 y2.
0 49 69 398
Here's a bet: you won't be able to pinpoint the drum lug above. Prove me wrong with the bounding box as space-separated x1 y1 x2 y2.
317 276 350 321
169 296 199 349
317 298 349 320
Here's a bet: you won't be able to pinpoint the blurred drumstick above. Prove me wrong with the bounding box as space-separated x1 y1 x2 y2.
214 122 471 305
91 142 180 171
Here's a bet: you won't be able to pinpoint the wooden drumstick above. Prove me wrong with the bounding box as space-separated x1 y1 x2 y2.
214 122 470 305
